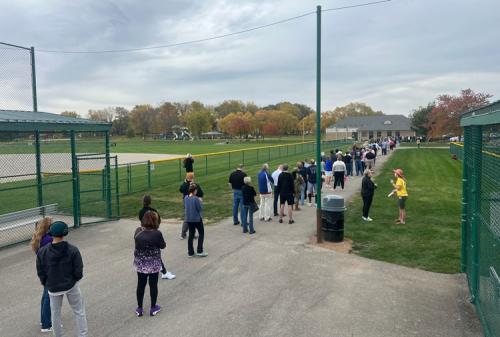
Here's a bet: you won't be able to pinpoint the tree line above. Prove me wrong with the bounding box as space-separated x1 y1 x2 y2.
61 101 383 138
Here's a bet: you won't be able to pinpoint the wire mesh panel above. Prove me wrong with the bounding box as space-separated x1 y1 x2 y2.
477 123 500 337
457 119 500 337
0 43 33 111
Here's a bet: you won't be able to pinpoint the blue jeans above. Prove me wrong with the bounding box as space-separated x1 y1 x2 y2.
41 286 51 329
346 163 353 176
355 160 363 175
232 189 243 225
300 183 305 205
241 205 255 233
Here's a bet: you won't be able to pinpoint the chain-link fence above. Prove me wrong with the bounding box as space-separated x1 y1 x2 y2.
0 131 118 248
457 102 499 337
0 42 34 111
115 140 350 197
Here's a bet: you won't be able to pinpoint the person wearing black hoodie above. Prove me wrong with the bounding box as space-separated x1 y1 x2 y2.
36 221 88 337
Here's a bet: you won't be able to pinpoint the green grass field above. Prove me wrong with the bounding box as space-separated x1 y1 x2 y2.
344 148 462 273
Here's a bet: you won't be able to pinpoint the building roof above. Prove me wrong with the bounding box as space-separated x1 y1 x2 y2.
0 110 111 132
461 100 500 127
330 115 411 131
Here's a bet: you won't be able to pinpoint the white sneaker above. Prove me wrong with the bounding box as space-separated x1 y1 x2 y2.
41 328 52 333
367 217 373 221
362 216 368 221
161 271 176 280
307 203 312 207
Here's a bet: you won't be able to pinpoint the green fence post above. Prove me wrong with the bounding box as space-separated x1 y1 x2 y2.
469 125 482 303
229 152 231 169
101 169 106 200
70 131 80 228
242 150 245 166
127 164 131 194
268 147 271 161
34 130 43 208
286 145 289 156
178 159 182 181
205 155 208 175
257 148 259 162
114 156 120 219
105 131 112 219
460 169 468 273
278 146 281 158
147 160 152 189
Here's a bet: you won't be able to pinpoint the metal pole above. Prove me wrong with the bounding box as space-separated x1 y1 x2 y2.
30 47 38 112
315 5 322 243
460 147 468 273
114 156 120 219
147 160 152 189
34 130 43 207
105 131 112 219
70 131 80 228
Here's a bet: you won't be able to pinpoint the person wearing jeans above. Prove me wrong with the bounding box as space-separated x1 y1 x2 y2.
257 163 273 221
185 184 207 257
179 173 204 239
36 221 88 337
31 217 53 332
228 164 247 226
241 177 257 234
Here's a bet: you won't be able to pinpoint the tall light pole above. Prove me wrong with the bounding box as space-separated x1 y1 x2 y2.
315 5 322 243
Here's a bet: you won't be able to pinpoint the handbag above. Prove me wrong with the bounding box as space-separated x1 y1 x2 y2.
252 201 259 213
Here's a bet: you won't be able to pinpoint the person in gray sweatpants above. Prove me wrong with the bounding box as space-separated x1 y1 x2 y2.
36 221 88 337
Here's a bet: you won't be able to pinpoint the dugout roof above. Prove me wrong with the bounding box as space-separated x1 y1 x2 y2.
0 110 111 132
461 100 500 127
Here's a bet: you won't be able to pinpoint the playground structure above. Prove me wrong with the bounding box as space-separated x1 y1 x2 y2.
172 125 194 141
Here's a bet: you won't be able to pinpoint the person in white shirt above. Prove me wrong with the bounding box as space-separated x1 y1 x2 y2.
332 155 347 190
271 165 283 216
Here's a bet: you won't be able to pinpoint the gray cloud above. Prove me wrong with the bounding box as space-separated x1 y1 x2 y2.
1 0 499 115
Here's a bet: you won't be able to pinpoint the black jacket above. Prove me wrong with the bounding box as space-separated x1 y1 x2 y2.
138 206 162 224
242 184 257 205
277 171 295 195
229 170 247 190
179 180 204 198
36 241 83 293
183 157 194 172
361 176 376 197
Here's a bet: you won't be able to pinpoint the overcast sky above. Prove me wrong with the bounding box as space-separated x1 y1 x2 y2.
1 0 499 116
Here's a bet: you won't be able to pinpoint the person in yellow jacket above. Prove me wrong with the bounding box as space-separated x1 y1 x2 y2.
391 168 408 224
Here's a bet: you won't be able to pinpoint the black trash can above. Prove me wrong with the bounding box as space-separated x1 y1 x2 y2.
321 195 346 242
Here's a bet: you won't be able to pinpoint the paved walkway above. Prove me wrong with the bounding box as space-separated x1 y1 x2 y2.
0 149 482 337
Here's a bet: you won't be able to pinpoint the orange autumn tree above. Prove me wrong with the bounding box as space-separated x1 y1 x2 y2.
218 112 256 138
426 89 492 139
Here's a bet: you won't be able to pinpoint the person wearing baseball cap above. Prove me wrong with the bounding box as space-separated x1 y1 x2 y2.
391 168 408 224
36 221 88 336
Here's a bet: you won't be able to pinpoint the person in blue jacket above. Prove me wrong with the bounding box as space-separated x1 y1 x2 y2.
257 163 274 221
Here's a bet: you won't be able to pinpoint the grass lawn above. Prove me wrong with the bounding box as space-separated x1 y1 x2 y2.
399 142 450 147
344 148 462 273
